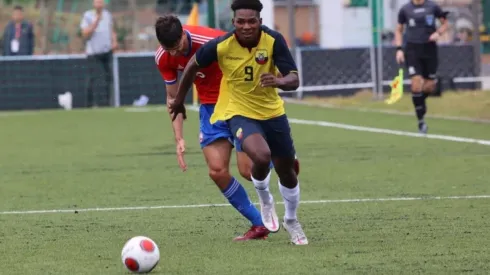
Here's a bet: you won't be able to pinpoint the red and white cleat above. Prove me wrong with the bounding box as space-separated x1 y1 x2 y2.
283 219 308 245
233 226 270 241
260 198 280 233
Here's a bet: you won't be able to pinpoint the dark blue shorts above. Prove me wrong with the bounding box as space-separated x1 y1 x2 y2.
227 114 295 158
199 104 242 151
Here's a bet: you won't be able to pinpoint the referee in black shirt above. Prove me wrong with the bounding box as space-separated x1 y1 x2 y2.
395 0 448 133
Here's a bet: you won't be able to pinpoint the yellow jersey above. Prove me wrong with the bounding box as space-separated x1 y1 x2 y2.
194 25 298 122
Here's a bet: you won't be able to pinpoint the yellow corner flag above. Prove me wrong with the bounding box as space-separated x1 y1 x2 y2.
187 3 200 107
187 3 199 25
385 67 404 105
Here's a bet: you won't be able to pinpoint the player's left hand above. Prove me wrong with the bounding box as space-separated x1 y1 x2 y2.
176 138 187 171
429 32 440 42
260 73 283 88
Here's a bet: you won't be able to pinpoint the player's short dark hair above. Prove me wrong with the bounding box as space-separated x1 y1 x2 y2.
13 5 23 11
231 0 263 16
155 15 183 48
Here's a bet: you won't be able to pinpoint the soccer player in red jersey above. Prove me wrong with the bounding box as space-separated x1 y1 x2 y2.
154 15 269 241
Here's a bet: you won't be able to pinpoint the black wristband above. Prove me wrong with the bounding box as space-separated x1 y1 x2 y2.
396 46 403 51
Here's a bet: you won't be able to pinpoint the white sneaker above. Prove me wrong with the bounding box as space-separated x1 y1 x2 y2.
283 219 308 245
260 197 280 233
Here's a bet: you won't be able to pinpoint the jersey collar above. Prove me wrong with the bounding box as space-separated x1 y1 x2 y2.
184 30 192 57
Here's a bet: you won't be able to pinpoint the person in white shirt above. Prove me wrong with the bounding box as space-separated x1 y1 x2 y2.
80 0 118 107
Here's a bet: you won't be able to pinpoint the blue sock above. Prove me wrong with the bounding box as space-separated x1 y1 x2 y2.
223 178 263 226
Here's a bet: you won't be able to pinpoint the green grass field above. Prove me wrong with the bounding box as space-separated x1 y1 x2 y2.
1 102 490 274
304 90 490 120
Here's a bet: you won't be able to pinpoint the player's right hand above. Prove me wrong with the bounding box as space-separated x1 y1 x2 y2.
176 138 187 171
396 50 405 64
169 103 187 121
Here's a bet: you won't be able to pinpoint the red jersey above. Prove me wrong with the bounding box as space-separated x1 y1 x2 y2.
155 25 225 104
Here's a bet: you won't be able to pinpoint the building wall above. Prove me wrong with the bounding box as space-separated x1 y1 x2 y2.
274 5 319 44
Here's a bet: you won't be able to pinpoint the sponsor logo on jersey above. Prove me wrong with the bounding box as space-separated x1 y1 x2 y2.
226 56 244 61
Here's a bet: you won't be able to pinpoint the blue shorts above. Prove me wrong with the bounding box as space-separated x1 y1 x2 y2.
199 104 242 151
227 114 296 158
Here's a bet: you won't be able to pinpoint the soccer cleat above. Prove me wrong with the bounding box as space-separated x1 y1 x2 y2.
283 219 308 245
233 226 270 241
260 197 280 233
418 121 428 134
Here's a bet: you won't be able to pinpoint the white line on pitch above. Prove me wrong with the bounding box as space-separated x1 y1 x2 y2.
288 118 490 146
1 195 490 215
125 105 490 146
283 98 490 124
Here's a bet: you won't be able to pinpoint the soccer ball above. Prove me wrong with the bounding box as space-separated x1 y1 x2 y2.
121 236 160 273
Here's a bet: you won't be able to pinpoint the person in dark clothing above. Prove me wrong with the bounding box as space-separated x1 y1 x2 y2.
395 0 448 134
2 5 34 56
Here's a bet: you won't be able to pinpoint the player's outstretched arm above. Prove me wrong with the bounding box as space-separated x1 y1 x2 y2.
166 83 185 140
166 83 187 171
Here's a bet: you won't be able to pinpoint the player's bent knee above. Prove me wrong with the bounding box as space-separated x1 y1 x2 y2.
423 80 436 93
208 167 231 189
238 165 252 182
254 150 272 169
243 144 271 170
410 76 423 92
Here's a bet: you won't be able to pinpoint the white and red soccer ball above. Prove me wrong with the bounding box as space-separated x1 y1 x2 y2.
121 236 160 273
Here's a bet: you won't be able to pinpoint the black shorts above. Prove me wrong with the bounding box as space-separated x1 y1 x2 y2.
404 42 438 79
227 114 296 158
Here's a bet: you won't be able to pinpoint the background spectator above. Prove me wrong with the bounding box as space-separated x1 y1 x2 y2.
2 5 34 56
80 0 118 107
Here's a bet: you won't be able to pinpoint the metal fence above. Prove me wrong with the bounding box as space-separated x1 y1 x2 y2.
0 44 481 111
293 44 481 99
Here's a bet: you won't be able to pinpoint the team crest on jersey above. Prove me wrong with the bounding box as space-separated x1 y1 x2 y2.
425 14 434 26
255 49 269 65
236 128 243 140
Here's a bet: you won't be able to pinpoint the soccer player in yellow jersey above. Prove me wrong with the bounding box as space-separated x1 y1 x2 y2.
170 0 308 245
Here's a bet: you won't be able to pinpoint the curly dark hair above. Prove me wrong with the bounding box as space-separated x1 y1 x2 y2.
154 15 183 48
231 0 263 14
